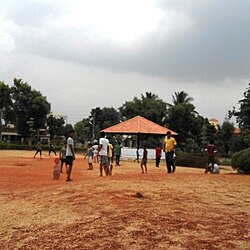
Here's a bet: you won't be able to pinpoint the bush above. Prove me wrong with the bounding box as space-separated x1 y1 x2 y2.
175 151 207 168
231 148 250 174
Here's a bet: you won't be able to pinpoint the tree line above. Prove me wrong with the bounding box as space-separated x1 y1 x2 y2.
1 79 250 154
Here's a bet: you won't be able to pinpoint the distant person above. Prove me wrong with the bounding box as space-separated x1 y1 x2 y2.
163 131 177 173
140 145 148 174
155 145 162 167
92 143 99 163
59 142 67 173
66 129 75 182
84 143 94 170
134 148 140 163
204 140 217 173
49 142 57 156
33 141 42 159
114 141 122 166
98 131 109 176
213 163 220 174
107 141 114 175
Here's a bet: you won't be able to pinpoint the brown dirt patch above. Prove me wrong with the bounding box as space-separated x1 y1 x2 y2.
0 150 249 249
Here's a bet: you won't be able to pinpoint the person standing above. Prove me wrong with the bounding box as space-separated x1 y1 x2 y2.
84 143 94 170
107 141 114 175
66 129 75 182
98 131 109 176
59 142 67 173
49 142 57 156
163 131 177 173
114 141 122 166
204 140 217 173
33 141 42 159
155 145 162 167
140 145 148 174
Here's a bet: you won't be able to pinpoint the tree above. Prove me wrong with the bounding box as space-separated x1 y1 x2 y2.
166 92 205 150
46 114 65 140
171 91 194 106
0 82 14 124
11 79 51 140
89 107 121 140
74 119 89 143
215 121 234 155
229 83 250 129
119 92 167 125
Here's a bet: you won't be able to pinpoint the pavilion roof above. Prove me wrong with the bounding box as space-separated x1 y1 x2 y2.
101 116 177 135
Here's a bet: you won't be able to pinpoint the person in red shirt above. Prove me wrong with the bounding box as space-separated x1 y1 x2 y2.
155 146 162 167
205 140 217 173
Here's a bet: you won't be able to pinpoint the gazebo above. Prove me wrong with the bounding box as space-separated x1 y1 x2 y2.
101 115 177 149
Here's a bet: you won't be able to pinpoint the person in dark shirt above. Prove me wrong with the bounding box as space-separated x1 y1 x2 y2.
140 145 148 174
204 140 217 173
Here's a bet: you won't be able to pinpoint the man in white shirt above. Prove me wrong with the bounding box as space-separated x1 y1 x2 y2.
66 129 75 182
98 131 109 176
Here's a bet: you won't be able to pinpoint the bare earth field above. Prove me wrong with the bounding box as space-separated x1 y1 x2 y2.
0 150 249 250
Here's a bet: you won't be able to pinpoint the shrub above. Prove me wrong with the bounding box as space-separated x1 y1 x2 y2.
175 151 207 168
231 148 250 174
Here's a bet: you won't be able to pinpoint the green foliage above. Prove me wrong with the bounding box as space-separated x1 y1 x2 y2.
215 121 234 154
119 92 167 125
175 151 207 168
229 83 250 130
11 79 51 138
0 82 15 123
230 129 250 152
231 148 250 174
46 115 65 139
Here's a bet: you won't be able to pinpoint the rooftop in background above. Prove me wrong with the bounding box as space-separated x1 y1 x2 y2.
102 116 177 135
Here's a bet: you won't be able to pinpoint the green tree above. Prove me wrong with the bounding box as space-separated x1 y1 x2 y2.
166 92 206 151
74 119 89 143
11 79 51 140
89 107 121 140
171 91 194 105
46 114 65 140
229 83 250 129
215 121 234 154
0 82 15 124
119 92 167 125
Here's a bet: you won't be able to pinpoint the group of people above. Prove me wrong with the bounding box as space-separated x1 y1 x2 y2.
139 131 177 174
33 142 57 159
35 129 219 182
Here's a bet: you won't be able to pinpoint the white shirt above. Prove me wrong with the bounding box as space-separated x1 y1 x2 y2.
213 164 220 174
66 137 74 156
99 137 109 156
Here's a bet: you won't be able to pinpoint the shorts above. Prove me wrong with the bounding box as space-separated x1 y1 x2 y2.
99 155 108 165
141 158 147 166
66 156 74 165
88 156 93 164
61 158 66 163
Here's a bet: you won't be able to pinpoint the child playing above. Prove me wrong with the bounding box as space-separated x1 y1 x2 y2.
59 142 67 173
84 143 94 170
140 145 148 174
53 158 61 180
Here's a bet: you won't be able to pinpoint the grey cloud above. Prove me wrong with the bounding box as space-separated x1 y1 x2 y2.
2 0 250 83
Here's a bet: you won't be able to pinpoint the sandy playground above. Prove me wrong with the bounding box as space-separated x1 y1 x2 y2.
0 150 249 249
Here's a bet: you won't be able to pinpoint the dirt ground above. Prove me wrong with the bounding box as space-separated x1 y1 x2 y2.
0 150 249 250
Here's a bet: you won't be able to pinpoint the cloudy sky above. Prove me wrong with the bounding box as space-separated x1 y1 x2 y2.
1 0 249 125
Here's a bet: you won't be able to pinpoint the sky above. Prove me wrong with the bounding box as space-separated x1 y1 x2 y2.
1 0 249 125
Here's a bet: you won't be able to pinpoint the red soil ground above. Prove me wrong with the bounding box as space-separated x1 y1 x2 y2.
0 150 249 249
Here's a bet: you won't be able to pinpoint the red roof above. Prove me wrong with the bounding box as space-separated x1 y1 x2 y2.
234 127 241 134
209 118 219 122
102 116 177 135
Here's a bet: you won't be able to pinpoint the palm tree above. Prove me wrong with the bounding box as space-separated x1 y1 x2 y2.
172 91 193 105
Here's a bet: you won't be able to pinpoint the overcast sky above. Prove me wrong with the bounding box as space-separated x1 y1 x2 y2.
1 0 249 125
